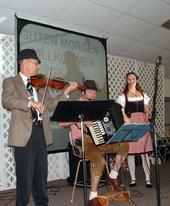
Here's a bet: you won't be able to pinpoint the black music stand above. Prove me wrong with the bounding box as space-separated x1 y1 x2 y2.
51 100 118 122
106 123 150 144
51 100 119 206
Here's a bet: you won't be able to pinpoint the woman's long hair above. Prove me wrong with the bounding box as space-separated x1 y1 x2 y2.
123 72 144 95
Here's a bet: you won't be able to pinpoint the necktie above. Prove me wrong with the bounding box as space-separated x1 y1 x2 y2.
26 79 38 123
26 79 33 96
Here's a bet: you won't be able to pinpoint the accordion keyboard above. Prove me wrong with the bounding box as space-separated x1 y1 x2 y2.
89 120 112 146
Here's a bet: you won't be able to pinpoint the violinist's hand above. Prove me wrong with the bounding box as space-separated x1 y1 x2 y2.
29 101 44 114
64 81 78 96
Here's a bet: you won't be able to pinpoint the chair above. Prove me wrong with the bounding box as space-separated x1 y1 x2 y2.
69 132 110 203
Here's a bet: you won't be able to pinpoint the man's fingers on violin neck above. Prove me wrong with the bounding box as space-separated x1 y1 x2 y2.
65 82 78 92
69 81 78 87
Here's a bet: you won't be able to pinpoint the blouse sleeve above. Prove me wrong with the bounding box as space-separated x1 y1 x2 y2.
116 94 126 107
144 93 150 105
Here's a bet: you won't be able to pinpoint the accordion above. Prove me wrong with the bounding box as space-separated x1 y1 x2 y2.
88 102 124 146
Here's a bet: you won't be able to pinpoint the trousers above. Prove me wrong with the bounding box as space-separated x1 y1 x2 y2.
14 124 48 206
82 135 129 178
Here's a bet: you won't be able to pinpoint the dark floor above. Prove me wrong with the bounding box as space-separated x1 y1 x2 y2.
0 157 170 206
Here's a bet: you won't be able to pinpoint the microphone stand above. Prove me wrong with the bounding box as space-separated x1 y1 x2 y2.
150 56 162 206
79 114 88 206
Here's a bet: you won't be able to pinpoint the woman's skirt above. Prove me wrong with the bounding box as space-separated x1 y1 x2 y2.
128 112 153 154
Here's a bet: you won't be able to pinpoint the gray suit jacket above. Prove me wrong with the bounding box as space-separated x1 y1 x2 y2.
2 74 67 147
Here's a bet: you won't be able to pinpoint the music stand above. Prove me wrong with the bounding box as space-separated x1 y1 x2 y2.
51 100 118 206
106 123 150 144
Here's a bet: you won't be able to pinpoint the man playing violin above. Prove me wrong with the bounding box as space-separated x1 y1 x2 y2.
58 80 129 204
1 49 78 206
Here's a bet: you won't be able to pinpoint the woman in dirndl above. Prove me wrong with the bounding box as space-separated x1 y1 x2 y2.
117 72 153 188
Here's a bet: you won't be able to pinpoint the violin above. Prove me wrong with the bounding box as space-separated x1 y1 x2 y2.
30 74 85 91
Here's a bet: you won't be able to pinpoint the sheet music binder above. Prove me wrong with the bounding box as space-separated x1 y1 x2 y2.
106 123 150 144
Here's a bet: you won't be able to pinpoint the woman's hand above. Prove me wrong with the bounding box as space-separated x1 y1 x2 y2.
123 115 131 123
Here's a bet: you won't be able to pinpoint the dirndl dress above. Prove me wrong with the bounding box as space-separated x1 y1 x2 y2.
117 93 153 154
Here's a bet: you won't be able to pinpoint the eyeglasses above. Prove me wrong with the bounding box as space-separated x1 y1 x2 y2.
25 59 40 66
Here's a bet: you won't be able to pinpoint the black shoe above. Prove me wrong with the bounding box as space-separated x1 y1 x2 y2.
129 180 136 187
145 180 152 188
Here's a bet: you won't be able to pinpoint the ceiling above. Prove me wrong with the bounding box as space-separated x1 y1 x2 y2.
0 0 170 77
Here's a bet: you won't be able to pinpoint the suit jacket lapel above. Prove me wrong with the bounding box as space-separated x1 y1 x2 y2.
15 74 28 98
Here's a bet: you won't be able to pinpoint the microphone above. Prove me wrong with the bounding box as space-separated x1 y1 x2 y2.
155 56 162 66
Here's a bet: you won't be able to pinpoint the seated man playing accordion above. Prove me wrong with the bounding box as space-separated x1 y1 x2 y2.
58 80 129 203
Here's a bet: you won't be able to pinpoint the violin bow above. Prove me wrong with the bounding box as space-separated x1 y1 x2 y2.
41 68 52 105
